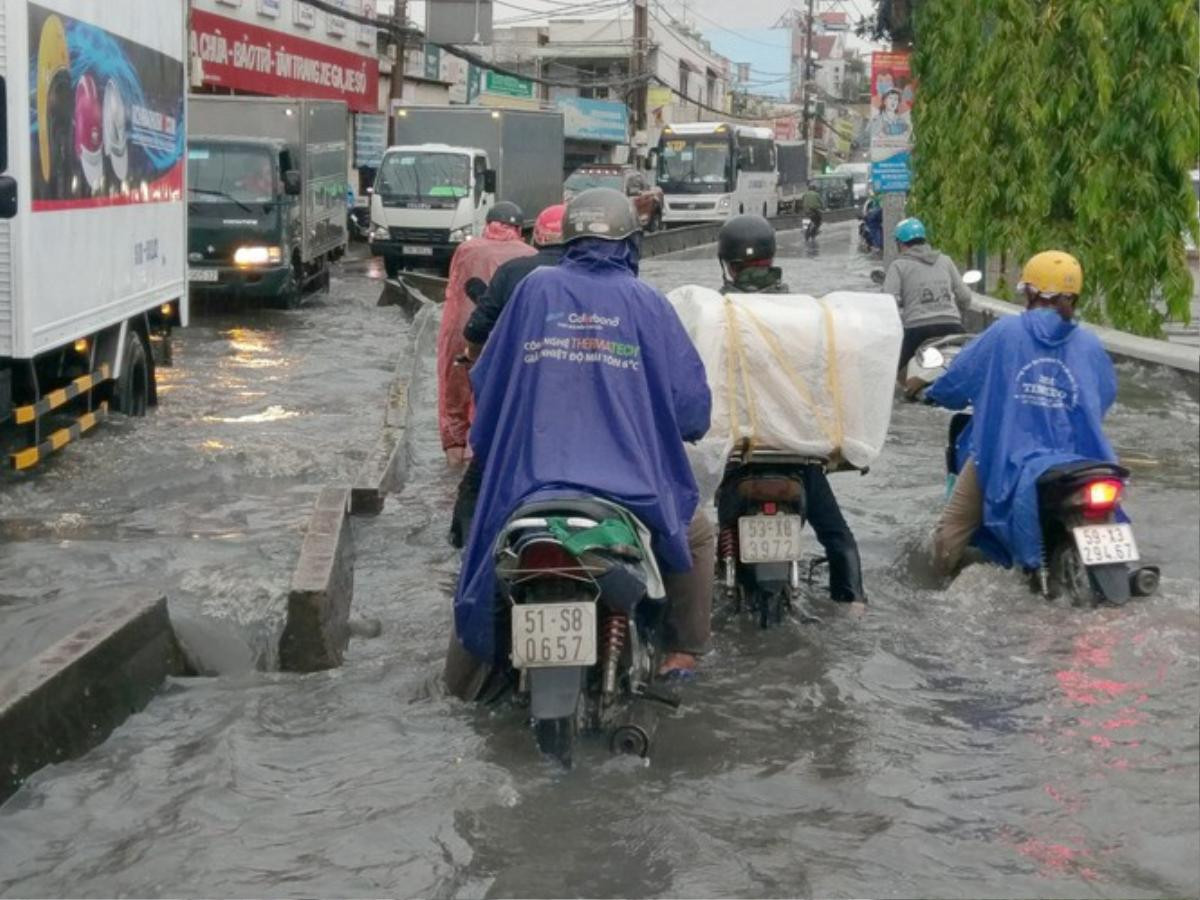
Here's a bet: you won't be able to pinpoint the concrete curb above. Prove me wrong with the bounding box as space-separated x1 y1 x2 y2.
0 593 183 804
640 208 858 259
279 487 355 672
351 289 438 516
966 294 1200 386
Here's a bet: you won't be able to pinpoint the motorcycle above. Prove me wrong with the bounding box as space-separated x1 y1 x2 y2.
938 415 1160 606
902 332 973 401
858 204 883 253
492 495 674 765
715 447 824 627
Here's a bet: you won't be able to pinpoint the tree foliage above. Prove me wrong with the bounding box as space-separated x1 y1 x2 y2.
908 0 1199 334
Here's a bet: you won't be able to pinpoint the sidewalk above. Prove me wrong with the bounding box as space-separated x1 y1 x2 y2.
1162 257 1200 347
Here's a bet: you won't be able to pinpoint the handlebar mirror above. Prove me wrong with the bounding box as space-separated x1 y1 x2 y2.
962 269 983 287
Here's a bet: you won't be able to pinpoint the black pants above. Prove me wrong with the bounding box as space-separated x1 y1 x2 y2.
801 466 865 602
899 321 965 370
449 458 483 548
805 209 823 240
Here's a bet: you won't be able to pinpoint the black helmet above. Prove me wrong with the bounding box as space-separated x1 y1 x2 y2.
563 187 640 243
486 200 523 227
717 214 776 266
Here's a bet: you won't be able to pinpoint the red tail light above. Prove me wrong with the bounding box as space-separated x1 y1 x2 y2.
762 502 778 515
1083 479 1122 512
518 542 582 573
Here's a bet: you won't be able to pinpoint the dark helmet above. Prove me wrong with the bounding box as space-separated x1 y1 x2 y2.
717 214 776 266
486 200 523 227
563 187 640 243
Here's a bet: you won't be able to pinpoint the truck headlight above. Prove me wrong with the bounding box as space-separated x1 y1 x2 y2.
449 225 473 243
370 224 390 241
233 245 283 266
717 195 732 210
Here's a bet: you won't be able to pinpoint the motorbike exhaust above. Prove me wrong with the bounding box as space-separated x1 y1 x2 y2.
609 701 658 758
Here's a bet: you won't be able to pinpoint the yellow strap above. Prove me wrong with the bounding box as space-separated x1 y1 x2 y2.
722 296 761 450
816 297 845 452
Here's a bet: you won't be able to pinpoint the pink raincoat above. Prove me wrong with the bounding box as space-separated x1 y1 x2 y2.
437 222 535 450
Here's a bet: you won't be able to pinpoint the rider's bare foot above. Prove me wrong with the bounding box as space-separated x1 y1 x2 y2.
847 601 868 617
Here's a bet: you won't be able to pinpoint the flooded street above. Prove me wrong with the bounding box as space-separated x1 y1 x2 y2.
1 226 1197 898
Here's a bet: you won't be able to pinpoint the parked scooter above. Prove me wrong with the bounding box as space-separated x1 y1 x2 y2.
715 446 825 627
492 495 675 765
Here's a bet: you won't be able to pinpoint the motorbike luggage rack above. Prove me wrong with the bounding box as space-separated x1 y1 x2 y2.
727 443 866 474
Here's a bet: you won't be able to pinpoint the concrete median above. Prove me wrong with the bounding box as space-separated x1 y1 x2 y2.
279 487 355 672
0 592 184 804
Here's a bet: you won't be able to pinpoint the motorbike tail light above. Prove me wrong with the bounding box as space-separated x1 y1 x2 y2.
517 541 583 574
1083 479 1122 512
762 502 778 515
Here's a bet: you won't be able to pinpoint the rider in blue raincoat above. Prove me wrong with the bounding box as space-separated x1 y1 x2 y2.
927 251 1118 573
444 188 714 696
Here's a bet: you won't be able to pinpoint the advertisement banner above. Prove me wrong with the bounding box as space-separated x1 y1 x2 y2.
556 97 627 143
353 113 387 168
868 51 914 193
483 71 533 99
28 3 185 211
191 9 380 112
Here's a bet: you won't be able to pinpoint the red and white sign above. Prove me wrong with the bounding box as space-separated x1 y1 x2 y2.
191 9 379 112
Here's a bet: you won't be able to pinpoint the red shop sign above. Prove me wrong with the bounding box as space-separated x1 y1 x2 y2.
190 9 379 112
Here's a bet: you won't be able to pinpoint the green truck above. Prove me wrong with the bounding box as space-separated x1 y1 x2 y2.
186 96 348 307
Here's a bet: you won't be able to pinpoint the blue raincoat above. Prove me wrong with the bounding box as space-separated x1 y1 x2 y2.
927 308 1118 569
455 238 712 664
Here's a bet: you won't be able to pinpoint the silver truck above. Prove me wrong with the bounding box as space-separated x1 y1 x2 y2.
369 106 564 276
187 97 348 305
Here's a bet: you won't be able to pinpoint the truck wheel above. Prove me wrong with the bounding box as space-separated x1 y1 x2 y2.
113 332 150 417
384 255 400 279
277 259 304 310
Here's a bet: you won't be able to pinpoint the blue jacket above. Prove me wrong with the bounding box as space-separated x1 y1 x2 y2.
926 308 1118 568
455 238 712 663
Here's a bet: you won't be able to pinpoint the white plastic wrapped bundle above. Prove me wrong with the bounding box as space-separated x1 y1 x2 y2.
668 286 903 479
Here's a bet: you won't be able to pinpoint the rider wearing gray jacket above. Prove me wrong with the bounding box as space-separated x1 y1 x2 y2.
882 217 972 368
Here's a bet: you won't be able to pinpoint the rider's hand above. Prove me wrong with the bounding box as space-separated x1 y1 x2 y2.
445 446 471 465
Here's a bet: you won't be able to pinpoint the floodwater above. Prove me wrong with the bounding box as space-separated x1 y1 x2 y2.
1 226 1197 898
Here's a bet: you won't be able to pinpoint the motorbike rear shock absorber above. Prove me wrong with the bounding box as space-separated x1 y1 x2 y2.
719 525 737 592
601 613 629 697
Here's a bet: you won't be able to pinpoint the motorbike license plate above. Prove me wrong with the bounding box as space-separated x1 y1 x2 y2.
511 602 597 669
401 244 434 256
187 268 219 282
738 515 804 563
1072 523 1139 566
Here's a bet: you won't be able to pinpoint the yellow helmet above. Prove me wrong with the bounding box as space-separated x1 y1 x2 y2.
1020 250 1083 297
36 14 71 184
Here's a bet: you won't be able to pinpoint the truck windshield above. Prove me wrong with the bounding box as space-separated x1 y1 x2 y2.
377 152 470 200
657 136 732 193
188 145 276 204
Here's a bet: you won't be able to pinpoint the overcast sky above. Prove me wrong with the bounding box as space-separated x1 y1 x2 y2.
379 0 878 40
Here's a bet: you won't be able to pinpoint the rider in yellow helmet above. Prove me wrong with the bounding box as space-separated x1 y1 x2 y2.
925 250 1121 577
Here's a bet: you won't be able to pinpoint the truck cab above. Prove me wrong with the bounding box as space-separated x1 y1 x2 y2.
368 144 496 277
186 137 302 304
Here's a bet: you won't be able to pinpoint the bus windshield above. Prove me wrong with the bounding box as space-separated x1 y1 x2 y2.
657 135 732 193
377 151 470 200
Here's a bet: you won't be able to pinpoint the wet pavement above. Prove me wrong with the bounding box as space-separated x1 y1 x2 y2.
1 224 1197 898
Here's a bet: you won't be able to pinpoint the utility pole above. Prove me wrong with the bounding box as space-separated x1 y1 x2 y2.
388 0 408 141
881 4 913 268
633 0 648 136
796 0 816 141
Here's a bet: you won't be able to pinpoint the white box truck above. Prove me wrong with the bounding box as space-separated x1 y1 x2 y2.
0 0 187 469
368 106 564 276
187 97 349 307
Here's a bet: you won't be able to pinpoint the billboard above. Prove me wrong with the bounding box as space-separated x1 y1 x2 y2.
426 0 494 45
868 51 914 193
28 3 185 211
191 9 380 112
557 97 628 143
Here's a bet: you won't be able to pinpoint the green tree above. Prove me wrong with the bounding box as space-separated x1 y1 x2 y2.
888 0 1199 334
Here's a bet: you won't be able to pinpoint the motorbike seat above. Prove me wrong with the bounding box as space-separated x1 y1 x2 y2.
1036 460 1129 488
508 496 619 524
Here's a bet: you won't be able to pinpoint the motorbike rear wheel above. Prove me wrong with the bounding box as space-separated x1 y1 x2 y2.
534 715 577 767
1049 543 1103 607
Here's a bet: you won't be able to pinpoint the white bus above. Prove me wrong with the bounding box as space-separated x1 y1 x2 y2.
655 122 778 225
